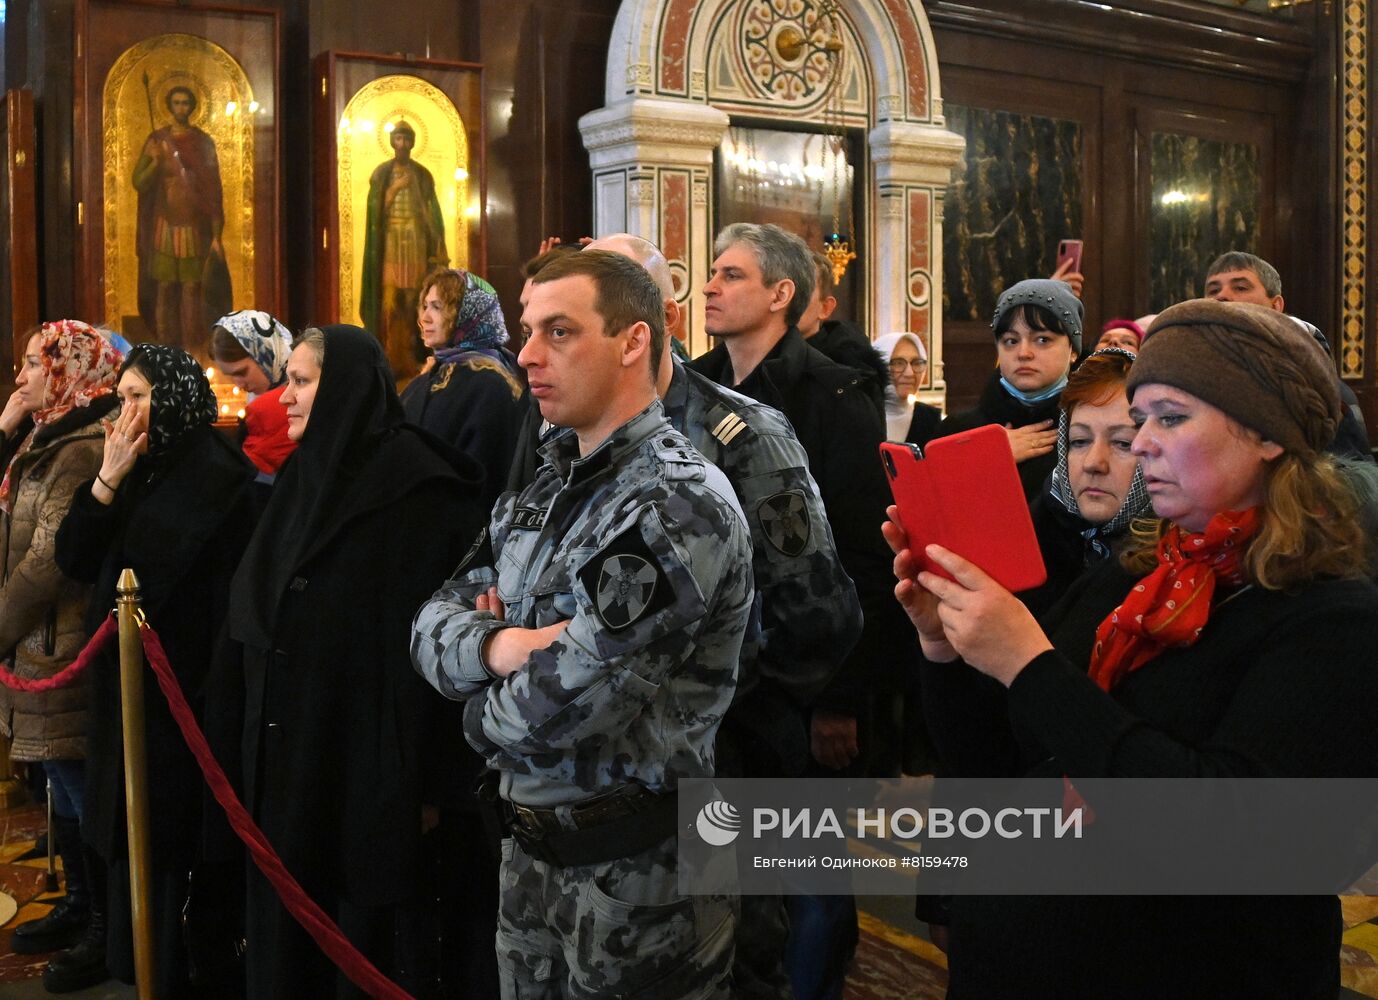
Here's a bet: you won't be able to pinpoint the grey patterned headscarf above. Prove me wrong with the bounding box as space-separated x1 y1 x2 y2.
1047 347 1151 557
214 310 294 387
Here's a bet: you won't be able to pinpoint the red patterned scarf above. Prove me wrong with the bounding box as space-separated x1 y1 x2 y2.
1088 508 1260 691
0 322 122 513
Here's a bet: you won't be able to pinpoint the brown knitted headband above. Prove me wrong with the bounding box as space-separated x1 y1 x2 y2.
1127 299 1339 455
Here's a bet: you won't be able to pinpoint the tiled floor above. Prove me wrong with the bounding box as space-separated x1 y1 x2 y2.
0 804 59 989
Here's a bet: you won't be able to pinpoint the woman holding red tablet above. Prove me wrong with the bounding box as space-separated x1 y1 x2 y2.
891 299 1378 998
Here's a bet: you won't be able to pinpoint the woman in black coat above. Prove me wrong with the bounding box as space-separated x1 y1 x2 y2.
403 267 523 513
52 344 257 994
890 300 1378 998
932 278 1083 501
224 325 489 998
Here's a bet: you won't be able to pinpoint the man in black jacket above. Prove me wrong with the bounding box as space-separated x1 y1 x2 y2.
691 222 918 999
798 250 888 419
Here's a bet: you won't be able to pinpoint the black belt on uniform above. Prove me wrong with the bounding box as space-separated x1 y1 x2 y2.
502 786 681 868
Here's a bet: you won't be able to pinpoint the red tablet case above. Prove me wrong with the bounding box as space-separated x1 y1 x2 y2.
881 425 1047 593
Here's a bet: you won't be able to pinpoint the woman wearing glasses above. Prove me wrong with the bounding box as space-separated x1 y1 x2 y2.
873 332 941 447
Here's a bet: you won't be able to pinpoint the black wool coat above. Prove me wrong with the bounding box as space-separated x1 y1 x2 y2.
400 355 523 515
233 430 487 906
54 426 257 862
809 319 889 420
903 403 943 450
932 371 1062 502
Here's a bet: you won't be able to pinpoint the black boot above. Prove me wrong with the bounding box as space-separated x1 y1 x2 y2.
41 848 109 994
12 816 87 954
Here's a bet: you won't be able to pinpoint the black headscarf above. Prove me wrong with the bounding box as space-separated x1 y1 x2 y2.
227 325 405 649
122 344 218 459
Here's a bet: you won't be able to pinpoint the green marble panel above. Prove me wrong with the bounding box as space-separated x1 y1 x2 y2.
1148 132 1261 309
943 105 1083 322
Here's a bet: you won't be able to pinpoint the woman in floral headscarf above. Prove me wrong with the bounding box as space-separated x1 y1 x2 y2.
0 321 121 963
50 343 256 995
403 266 524 511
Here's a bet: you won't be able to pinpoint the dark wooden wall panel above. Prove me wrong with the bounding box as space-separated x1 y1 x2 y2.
929 0 1323 417
4 88 40 378
480 0 618 330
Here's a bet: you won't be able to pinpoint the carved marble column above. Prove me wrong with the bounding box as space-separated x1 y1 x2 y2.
870 119 966 405
579 97 730 356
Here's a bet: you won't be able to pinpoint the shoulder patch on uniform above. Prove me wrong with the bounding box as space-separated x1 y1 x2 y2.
511 506 547 531
576 524 675 632
756 490 811 557
710 410 750 446
654 435 707 482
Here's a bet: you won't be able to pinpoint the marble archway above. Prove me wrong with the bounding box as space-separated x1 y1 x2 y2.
580 0 964 400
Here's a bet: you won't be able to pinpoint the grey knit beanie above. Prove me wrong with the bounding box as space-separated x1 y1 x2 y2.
991 278 1085 354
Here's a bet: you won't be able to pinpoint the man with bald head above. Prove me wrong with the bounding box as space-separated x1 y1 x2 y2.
584 234 685 351
510 233 862 998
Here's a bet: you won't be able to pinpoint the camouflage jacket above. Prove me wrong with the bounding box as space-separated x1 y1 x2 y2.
411 401 754 808
664 359 861 706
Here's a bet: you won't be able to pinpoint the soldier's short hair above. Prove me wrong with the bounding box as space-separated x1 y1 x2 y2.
418 267 468 332
713 223 815 328
811 250 836 300
165 86 197 114
1206 251 1282 298
531 250 665 376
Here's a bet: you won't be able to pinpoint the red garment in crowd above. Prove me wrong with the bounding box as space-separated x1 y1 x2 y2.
242 385 296 475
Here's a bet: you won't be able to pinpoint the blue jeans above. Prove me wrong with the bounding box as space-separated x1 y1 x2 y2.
784 893 858 1000
43 758 85 820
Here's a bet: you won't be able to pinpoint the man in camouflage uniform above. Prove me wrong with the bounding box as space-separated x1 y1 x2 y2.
578 234 863 999
412 249 753 1000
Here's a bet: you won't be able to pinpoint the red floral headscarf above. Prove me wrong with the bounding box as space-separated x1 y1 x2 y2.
32 320 124 426
0 321 124 512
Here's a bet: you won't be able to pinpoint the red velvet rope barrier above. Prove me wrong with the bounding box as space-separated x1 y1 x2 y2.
137 623 415 1000
0 616 117 692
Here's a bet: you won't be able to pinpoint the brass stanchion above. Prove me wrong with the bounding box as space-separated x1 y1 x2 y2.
44 780 59 894
117 568 157 999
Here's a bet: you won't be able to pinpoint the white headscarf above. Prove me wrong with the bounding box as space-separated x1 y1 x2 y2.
214 310 294 391
872 332 927 442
